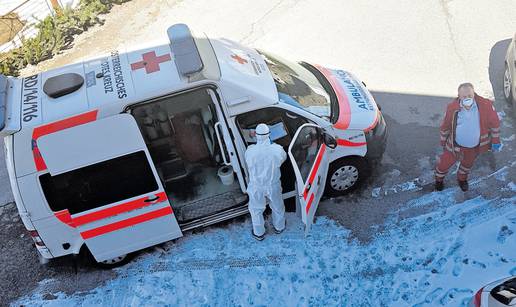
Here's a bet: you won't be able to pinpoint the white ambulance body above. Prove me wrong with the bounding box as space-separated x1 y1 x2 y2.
0 24 386 265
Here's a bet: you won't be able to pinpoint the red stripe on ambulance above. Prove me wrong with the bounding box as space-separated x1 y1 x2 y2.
336 139 367 147
363 109 380 133
74 192 168 226
80 206 173 239
54 192 168 228
31 110 99 171
54 210 76 227
305 193 315 214
314 65 351 130
303 145 326 200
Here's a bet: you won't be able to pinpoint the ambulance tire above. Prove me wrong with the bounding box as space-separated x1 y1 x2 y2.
325 157 368 197
83 246 133 269
96 254 132 269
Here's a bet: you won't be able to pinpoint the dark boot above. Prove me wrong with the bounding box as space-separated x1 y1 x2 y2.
435 180 444 191
273 221 286 234
252 231 265 241
273 227 285 234
458 180 469 192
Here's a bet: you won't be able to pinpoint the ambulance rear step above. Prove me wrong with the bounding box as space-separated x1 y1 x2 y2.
175 190 248 222
179 203 249 232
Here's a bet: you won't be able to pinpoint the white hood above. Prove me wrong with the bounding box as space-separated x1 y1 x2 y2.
314 65 379 131
209 38 278 115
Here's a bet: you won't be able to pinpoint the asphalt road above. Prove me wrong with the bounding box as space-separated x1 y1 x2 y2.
1 0 515 304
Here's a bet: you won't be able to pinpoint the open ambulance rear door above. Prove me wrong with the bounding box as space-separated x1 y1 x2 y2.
0 74 22 137
37 113 182 262
288 124 330 233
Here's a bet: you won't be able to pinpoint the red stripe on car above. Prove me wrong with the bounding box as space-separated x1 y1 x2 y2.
31 110 99 171
303 145 326 199
54 192 168 228
54 210 76 227
314 65 351 130
73 192 168 226
337 139 367 147
80 206 173 240
305 193 315 214
363 109 380 133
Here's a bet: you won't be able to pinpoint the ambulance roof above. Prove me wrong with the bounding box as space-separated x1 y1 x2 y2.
11 25 278 133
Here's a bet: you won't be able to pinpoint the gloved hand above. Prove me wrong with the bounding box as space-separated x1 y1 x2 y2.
491 143 503 152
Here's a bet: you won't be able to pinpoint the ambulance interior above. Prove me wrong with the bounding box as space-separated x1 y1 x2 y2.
131 89 247 223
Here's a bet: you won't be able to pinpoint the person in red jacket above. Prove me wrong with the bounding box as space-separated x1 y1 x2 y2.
435 83 502 191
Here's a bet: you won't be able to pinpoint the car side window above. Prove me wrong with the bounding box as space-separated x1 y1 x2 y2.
39 151 158 215
236 107 310 148
290 126 322 183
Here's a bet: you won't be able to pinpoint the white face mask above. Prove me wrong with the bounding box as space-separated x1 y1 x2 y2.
461 98 474 108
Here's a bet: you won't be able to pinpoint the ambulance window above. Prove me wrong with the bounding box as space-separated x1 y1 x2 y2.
290 126 322 182
39 151 158 215
236 107 309 148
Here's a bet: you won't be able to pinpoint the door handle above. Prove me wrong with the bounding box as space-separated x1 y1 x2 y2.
317 176 321 185
214 122 231 166
285 112 299 119
145 196 160 203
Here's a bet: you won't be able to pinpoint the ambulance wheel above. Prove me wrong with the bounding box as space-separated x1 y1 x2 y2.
325 157 367 196
95 254 133 269
83 247 133 269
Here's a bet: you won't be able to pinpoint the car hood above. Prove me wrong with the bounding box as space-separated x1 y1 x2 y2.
314 65 379 131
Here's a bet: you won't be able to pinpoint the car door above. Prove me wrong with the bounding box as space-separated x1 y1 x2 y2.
288 123 330 233
234 106 315 199
37 113 182 262
208 90 248 193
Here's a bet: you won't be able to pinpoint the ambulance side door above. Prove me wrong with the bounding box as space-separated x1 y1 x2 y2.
288 123 332 233
37 114 182 262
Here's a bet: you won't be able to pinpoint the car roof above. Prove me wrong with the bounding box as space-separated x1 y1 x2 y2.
15 37 215 130
11 28 278 133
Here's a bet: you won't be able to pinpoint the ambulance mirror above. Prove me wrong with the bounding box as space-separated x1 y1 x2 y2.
43 73 84 99
323 132 337 149
168 24 204 76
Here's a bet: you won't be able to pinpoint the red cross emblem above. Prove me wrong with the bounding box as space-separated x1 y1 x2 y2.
131 51 172 74
231 54 248 64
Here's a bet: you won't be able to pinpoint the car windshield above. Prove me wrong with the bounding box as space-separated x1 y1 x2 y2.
258 51 336 122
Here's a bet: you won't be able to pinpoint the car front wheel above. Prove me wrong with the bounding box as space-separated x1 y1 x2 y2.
325 157 368 197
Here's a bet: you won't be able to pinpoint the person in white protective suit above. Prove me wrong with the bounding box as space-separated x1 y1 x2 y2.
245 123 287 241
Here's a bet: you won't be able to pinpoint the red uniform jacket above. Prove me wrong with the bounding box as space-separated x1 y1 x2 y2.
440 94 501 154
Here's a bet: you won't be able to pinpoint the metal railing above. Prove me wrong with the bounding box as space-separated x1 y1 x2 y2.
0 0 56 57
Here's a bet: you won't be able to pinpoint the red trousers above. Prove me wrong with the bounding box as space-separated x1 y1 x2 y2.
435 146 478 182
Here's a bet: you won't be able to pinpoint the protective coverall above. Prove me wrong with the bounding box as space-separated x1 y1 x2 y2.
245 124 287 237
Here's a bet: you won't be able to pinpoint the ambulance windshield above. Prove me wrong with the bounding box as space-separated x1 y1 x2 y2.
258 51 337 122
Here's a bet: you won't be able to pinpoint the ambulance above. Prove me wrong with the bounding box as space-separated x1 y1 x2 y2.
0 24 387 266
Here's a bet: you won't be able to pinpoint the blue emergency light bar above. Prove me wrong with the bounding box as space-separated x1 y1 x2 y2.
167 24 204 76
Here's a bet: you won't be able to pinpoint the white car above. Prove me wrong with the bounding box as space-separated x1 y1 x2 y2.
470 276 516 307
0 24 386 267
504 32 516 116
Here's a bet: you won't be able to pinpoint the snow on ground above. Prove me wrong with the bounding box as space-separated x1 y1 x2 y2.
15 189 516 306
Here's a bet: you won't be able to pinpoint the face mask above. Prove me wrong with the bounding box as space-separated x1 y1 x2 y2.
461 98 474 108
